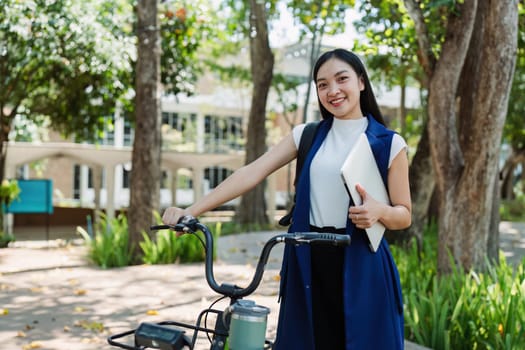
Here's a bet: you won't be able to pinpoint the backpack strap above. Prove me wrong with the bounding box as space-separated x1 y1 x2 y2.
279 121 320 226
294 121 320 186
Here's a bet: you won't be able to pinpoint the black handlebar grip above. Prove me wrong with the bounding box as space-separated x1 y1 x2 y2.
287 232 351 246
150 216 197 232
309 233 351 246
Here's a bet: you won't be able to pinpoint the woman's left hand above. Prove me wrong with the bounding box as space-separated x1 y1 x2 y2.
348 184 385 229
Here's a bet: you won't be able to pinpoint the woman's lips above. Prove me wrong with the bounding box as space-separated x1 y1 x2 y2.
330 97 345 107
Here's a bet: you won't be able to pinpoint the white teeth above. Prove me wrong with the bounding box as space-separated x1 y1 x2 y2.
331 98 344 104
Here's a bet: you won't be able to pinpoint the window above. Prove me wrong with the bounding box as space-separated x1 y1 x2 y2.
123 118 133 147
162 112 197 151
122 167 130 189
204 115 244 153
73 165 93 199
205 166 233 189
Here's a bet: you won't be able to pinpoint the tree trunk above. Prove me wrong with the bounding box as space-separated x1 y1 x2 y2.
427 0 477 273
487 168 501 263
500 151 525 199
456 0 517 268
235 0 274 226
0 108 14 182
128 0 162 261
0 112 12 233
430 0 518 273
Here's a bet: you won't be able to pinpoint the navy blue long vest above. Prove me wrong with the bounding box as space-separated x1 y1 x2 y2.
273 115 404 350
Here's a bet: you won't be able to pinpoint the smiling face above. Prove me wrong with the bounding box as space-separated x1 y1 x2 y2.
315 57 365 120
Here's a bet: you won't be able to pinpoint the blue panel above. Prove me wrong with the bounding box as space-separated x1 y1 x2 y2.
5 179 54 214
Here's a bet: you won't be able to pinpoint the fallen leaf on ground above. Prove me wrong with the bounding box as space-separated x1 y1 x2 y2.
146 309 159 316
74 289 87 295
1 283 13 291
74 320 105 332
81 336 103 344
22 341 42 349
1 308 8 315
68 279 80 285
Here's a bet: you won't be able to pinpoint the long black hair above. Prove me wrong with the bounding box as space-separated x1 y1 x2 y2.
312 49 385 125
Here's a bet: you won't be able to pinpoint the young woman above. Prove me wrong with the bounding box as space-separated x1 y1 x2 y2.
162 48 411 350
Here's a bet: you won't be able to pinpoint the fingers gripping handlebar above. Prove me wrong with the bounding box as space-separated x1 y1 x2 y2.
150 216 351 299
152 215 198 233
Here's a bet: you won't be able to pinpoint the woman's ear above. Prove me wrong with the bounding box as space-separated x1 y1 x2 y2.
359 76 365 91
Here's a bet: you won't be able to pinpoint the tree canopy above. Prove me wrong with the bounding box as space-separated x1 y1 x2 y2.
0 0 134 143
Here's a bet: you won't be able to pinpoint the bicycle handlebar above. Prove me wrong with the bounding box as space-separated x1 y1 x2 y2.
151 216 350 299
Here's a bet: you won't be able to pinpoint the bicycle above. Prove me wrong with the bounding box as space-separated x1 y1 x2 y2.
107 215 351 350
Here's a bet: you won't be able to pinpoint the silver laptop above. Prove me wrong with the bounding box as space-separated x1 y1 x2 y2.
340 133 390 252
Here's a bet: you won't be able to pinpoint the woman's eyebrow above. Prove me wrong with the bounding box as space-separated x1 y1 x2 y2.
334 69 350 77
317 70 350 81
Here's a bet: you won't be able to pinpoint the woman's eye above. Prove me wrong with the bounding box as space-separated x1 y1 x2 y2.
338 76 349 82
317 83 327 89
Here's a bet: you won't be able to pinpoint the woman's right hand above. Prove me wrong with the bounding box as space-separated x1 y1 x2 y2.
162 207 191 226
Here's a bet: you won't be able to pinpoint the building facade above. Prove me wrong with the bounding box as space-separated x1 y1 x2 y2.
6 44 421 225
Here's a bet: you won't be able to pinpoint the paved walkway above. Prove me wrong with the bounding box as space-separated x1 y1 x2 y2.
1 223 523 350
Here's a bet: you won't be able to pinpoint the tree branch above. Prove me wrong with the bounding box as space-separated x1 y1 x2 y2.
403 0 435 77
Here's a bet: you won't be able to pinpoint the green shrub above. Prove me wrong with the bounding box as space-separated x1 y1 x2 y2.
140 229 211 264
0 232 15 248
77 212 133 268
79 212 222 267
0 179 21 207
140 216 220 264
391 223 525 350
0 179 21 239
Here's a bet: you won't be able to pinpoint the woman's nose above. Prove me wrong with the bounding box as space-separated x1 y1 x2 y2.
327 83 339 95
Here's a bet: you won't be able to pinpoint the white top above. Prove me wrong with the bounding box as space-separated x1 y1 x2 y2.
292 117 407 229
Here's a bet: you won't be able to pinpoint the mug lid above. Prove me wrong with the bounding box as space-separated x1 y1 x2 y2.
231 300 270 316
